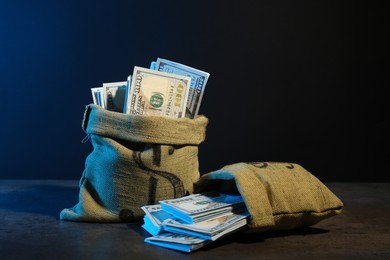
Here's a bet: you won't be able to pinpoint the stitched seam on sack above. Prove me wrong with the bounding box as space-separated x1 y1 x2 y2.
273 207 343 216
249 215 275 224
89 116 204 145
90 105 206 143
86 128 202 146
89 129 203 145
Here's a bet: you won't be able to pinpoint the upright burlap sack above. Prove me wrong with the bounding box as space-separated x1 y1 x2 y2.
60 104 208 222
194 162 343 232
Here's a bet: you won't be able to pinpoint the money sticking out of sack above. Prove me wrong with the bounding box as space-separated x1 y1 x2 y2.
90 58 210 119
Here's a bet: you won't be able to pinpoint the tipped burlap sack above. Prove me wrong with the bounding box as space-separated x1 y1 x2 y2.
194 162 343 232
60 104 208 222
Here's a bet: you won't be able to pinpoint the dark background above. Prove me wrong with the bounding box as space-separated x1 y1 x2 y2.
0 0 388 181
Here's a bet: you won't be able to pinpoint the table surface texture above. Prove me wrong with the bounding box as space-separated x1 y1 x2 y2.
0 180 389 259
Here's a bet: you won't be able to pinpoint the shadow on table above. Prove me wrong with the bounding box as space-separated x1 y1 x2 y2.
199 226 329 251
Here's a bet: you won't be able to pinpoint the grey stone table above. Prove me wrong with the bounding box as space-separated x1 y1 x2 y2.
0 181 389 259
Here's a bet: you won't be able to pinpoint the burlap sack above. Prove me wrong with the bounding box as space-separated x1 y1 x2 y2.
194 162 343 232
60 104 208 222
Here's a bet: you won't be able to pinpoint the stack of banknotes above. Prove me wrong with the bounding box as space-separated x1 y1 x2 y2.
141 191 250 253
91 58 210 119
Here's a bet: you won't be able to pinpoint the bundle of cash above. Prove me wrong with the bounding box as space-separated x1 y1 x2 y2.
90 58 210 119
159 191 247 223
144 233 211 253
141 192 250 253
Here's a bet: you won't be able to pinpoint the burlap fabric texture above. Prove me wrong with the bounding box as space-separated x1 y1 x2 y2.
194 162 343 232
60 104 208 222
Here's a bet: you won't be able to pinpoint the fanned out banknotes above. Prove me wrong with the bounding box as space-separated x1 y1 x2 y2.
141 192 250 253
91 58 210 119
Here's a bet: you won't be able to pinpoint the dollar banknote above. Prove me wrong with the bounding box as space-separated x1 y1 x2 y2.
123 75 132 113
162 211 249 241
141 204 177 227
144 232 210 252
154 58 210 118
159 191 246 223
102 81 127 112
142 214 163 236
145 232 206 245
125 66 191 118
91 87 103 107
141 204 182 236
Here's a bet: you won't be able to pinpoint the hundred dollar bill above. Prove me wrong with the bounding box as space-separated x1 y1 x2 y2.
145 232 210 252
162 211 249 241
142 214 163 236
91 87 103 107
125 66 191 118
123 75 132 113
141 204 181 236
102 81 127 112
141 205 177 227
159 191 246 223
154 58 210 118
145 232 206 245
